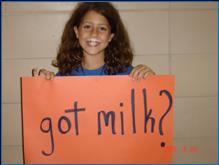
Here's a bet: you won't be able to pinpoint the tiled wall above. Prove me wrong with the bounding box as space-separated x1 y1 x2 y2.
2 2 218 163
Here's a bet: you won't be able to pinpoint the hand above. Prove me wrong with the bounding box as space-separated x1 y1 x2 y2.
32 68 55 80
130 64 155 80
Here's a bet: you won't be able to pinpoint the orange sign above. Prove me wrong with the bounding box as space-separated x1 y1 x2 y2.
21 75 175 164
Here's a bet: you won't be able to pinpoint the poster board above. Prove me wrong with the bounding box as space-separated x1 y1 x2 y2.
21 75 175 163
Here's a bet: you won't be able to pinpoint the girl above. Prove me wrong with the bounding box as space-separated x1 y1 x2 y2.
33 2 155 79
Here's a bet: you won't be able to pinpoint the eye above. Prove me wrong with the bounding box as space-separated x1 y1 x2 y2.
82 24 92 30
99 26 108 32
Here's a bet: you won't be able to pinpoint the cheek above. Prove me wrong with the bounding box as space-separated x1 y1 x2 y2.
101 33 112 42
77 29 89 38
78 32 86 40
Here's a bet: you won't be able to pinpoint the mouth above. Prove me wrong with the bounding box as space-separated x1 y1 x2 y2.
86 38 101 47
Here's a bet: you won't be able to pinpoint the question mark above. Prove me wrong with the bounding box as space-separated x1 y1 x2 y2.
159 90 173 147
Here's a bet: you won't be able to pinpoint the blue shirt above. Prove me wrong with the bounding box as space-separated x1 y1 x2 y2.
56 65 133 76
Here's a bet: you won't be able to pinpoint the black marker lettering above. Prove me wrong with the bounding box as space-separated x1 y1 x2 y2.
131 89 136 134
159 90 172 135
98 111 116 135
40 117 54 156
58 116 71 134
65 101 86 135
120 111 124 135
143 88 155 133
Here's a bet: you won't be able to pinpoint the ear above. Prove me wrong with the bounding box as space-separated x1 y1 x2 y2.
74 26 79 38
108 33 115 42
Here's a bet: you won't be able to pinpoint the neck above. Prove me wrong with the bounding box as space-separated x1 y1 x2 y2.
82 53 105 70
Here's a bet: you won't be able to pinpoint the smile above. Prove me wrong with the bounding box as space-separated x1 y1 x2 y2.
86 38 101 47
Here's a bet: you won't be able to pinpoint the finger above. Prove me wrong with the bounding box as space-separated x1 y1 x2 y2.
137 68 151 80
137 65 155 79
38 69 47 77
135 67 151 80
45 71 51 80
132 65 149 80
32 68 38 77
46 71 55 80
50 72 55 80
129 65 142 76
143 70 155 79
130 65 145 80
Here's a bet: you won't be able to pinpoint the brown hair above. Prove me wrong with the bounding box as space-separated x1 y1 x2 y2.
53 2 133 75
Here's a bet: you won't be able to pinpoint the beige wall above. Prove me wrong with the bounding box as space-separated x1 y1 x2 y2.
2 2 218 163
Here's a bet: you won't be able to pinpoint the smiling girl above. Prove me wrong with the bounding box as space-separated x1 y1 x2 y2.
33 2 155 79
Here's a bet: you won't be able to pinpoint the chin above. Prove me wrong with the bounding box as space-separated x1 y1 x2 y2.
84 49 104 56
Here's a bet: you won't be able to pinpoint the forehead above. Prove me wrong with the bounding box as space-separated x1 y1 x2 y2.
81 10 110 26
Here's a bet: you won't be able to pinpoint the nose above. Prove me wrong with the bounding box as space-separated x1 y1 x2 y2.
91 27 99 37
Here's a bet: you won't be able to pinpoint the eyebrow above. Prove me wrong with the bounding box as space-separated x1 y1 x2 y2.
81 21 109 27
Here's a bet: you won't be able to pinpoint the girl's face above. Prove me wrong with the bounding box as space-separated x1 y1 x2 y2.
74 10 114 57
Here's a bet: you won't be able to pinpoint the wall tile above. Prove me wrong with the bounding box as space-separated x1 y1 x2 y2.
120 11 169 55
170 2 217 10
133 55 170 74
113 2 169 10
170 10 217 54
173 137 217 163
171 54 217 97
2 2 76 13
174 97 218 138
2 13 70 59
2 145 23 164
3 59 57 103
2 104 22 146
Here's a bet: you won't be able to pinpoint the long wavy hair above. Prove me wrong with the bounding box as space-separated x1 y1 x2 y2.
53 2 133 75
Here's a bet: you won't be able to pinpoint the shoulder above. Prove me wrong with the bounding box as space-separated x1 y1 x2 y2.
115 64 133 75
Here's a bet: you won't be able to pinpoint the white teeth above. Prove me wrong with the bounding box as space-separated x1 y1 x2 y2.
88 41 99 46
87 39 101 47
88 38 100 42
